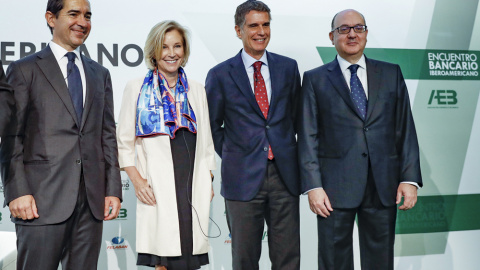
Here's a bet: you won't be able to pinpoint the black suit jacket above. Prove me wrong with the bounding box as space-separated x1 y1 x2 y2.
1 46 122 225
206 51 301 201
0 61 15 136
298 56 422 208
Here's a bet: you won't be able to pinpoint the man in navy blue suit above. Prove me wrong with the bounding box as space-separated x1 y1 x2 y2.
206 1 301 269
298 9 422 269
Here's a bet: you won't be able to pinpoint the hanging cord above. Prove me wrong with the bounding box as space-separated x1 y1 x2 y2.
183 130 221 238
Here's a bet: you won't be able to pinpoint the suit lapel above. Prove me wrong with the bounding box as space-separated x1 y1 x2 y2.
365 57 380 122
327 59 363 120
81 56 97 130
266 52 278 120
36 47 80 127
229 52 265 118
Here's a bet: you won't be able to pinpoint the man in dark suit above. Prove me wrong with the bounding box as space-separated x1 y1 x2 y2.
0 61 15 136
1 0 122 269
206 1 301 269
298 9 422 270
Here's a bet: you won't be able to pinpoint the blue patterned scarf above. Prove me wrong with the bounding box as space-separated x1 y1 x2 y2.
135 67 197 138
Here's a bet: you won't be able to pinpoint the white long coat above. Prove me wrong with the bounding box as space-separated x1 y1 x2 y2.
117 77 216 256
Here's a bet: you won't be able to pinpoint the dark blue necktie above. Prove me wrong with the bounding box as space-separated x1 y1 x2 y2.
66 52 83 123
348 64 367 119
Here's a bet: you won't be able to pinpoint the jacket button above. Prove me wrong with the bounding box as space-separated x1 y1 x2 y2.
263 147 268 152
362 153 367 157
266 125 270 129
364 127 369 132
76 159 82 164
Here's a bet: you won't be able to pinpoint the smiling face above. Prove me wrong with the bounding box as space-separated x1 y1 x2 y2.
156 29 185 81
329 9 368 63
46 0 92 51
235 10 270 60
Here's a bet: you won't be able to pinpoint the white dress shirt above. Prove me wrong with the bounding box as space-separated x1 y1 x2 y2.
337 54 369 98
241 49 272 103
49 41 86 106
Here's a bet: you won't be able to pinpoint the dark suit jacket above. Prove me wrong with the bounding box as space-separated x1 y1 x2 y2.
298 56 422 208
0 61 15 136
1 46 122 225
206 51 301 201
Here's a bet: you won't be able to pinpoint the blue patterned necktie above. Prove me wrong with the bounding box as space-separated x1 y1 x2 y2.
348 64 367 119
66 52 83 123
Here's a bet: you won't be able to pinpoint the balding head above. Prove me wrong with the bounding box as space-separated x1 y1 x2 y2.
329 9 368 64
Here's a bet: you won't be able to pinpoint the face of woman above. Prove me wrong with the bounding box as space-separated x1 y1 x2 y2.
156 29 185 80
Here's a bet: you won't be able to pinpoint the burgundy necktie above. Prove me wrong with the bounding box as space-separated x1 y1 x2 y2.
253 61 274 160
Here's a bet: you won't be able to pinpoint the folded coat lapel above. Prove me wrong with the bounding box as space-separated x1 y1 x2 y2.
266 52 277 120
365 57 380 122
327 60 364 120
37 47 80 127
229 53 265 118
81 56 97 130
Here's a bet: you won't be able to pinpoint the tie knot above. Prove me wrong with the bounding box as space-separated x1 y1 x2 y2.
348 64 360 74
253 61 263 72
66 52 76 63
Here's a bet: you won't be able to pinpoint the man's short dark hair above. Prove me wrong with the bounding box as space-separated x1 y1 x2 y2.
46 0 65 34
235 0 271 29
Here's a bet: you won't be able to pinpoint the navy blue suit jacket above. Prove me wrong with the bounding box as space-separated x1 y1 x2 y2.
298 57 422 208
206 51 301 201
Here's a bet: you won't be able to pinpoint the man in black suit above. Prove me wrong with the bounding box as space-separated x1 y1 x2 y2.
0 61 14 136
298 9 422 269
206 1 301 269
1 0 122 269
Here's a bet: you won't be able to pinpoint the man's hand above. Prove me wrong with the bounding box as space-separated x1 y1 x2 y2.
210 185 214 202
104 196 121 220
9 195 39 220
308 188 333 218
396 183 418 210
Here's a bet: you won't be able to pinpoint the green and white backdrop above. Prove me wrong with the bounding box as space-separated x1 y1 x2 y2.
1 0 479 269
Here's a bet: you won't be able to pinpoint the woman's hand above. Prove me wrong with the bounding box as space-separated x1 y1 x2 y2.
210 171 215 201
124 166 156 206
133 177 156 206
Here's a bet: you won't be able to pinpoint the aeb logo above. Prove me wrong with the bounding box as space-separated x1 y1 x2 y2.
118 208 127 219
109 208 127 220
428 90 458 106
262 230 268 242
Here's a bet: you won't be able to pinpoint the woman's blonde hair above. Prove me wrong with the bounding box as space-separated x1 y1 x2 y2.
144 20 191 70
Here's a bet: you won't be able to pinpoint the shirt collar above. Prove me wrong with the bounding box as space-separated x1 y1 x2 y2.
337 54 366 72
241 49 269 69
49 41 82 63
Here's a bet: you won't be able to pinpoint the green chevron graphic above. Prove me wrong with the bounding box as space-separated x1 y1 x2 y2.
316 48 480 80
317 46 480 235
396 194 480 233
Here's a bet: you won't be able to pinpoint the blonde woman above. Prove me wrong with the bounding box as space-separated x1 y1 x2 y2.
117 20 215 270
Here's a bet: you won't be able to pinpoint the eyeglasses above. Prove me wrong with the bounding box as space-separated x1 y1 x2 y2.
332 25 367 34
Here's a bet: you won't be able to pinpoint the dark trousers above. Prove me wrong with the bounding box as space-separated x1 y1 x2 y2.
16 177 103 270
317 170 397 270
225 160 300 270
